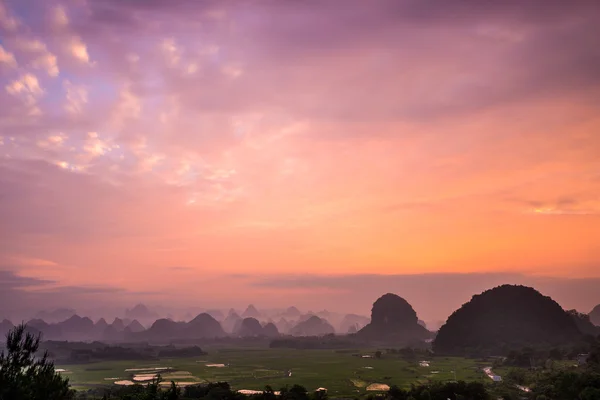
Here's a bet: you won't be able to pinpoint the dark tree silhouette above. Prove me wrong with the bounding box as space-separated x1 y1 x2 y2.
0 324 74 400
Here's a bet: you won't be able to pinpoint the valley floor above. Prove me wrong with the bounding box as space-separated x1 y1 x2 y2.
56 348 488 397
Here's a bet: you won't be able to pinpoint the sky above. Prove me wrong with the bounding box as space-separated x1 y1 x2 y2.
1 0 600 322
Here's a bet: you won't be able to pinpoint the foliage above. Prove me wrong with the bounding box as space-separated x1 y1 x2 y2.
385 381 489 400
101 383 327 400
102 376 181 400
529 370 600 400
0 324 74 400
567 310 600 336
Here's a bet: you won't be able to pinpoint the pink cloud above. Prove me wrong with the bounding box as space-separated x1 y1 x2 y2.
0 0 599 315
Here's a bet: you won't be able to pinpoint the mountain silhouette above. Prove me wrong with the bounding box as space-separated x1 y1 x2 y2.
127 319 146 333
262 322 280 337
26 318 62 340
290 316 335 336
236 317 264 337
111 318 126 332
34 308 76 323
276 317 292 334
242 304 261 318
184 313 226 338
125 304 157 320
222 312 242 333
567 310 600 336
283 306 301 318
93 318 109 336
434 285 581 354
590 304 600 326
357 293 430 343
146 318 185 338
0 319 14 337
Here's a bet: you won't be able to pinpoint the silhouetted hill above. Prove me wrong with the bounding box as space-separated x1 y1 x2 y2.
236 317 264 337
290 316 335 336
340 314 370 334
102 325 121 341
62 315 94 331
242 304 260 318
93 318 109 336
222 312 242 333
127 319 146 333
146 318 184 338
297 313 316 323
34 308 76 323
434 285 582 355
275 317 292 334
111 318 126 332
262 322 280 337
283 306 301 319
184 313 226 338
590 305 600 326
56 315 95 340
125 304 157 320
27 318 49 331
357 293 430 343
26 318 62 339
0 319 14 338
567 310 600 336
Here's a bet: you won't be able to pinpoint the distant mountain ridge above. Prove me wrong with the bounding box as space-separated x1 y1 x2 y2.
6 288 591 347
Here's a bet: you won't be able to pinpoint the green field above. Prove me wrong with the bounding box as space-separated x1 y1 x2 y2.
57 348 490 397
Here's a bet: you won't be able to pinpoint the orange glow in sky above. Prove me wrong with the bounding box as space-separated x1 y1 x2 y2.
1 0 599 320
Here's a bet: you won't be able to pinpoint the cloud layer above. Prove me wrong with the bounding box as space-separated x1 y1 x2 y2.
1 0 599 317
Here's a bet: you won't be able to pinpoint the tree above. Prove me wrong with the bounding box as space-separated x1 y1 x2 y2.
549 348 563 360
505 368 527 385
280 385 309 400
388 385 408 400
0 324 74 400
375 351 383 359
580 387 600 400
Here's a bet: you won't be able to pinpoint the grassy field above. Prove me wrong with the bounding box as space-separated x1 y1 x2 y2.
57 348 490 397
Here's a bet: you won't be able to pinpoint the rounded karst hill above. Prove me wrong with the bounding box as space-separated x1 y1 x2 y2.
236 317 264 337
590 304 600 326
262 322 280 337
357 293 430 342
433 284 581 355
185 313 226 338
290 316 335 336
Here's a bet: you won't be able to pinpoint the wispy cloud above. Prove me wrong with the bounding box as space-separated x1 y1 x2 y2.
0 0 599 313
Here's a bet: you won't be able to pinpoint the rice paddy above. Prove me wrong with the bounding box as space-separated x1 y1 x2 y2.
56 348 488 397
